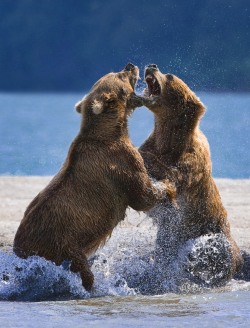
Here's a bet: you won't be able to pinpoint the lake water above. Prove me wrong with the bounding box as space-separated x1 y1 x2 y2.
0 92 250 327
1 221 250 327
1 289 250 327
0 92 249 177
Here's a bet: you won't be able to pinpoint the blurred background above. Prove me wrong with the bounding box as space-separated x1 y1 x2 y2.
0 0 249 92
0 0 249 177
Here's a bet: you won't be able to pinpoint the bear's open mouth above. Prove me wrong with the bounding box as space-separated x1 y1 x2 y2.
145 74 161 96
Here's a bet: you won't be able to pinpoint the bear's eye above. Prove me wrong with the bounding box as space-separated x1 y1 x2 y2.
166 74 174 82
106 98 116 104
104 99 117 110
103 92 117 103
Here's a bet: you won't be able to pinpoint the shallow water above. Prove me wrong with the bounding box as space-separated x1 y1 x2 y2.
1 272 250 328
1 289 250 328
1 215 250 327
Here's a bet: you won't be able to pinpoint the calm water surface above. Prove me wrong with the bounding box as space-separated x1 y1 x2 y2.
1 289 250 327
0 92 249 177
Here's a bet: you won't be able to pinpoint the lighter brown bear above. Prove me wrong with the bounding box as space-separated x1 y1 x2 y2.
139 64 243 288
13 63 170 292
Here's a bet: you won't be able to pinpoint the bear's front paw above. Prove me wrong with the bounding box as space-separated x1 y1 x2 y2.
142 95 160 107
128 94 144 109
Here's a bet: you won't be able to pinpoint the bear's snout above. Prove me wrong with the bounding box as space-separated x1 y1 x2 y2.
146 64 158 70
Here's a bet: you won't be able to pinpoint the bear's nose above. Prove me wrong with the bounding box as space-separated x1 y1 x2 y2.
124 63 135 71
146 64 158 70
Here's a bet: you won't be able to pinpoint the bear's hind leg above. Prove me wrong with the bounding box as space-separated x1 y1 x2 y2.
69 251 94 292
184 233 233 287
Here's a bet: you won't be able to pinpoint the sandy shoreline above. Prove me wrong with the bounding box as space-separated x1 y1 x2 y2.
0 176 250 252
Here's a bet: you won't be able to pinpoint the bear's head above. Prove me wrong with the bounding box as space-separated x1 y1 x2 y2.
143 64 205 119
75 63 142 139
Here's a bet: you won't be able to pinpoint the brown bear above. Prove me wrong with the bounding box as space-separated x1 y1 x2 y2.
139 64 243 289
13 63 171 292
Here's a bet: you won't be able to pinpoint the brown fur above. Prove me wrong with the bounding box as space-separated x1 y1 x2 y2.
139 65 243 285
13 64 169 291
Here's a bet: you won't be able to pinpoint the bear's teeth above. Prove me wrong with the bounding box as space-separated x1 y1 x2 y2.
145 74 153 81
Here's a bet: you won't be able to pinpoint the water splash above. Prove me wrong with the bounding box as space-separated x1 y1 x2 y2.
135 78 147 96
0 223 249 301
0 248 138 302
0 250 86 301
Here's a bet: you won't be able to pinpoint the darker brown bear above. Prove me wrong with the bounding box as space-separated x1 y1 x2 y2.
13 64 169 292
139 64 243 287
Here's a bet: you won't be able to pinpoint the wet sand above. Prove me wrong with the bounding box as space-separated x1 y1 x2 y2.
0 177 249 252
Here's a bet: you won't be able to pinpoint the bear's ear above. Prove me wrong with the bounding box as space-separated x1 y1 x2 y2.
75 100 83 113
75 96 87 114
91 99 104 115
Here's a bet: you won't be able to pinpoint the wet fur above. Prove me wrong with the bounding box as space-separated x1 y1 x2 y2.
140 68 243 286
13 65 168 291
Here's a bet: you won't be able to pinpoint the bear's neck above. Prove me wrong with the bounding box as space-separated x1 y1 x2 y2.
80 117 129 142
153 112 199 163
